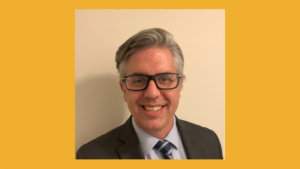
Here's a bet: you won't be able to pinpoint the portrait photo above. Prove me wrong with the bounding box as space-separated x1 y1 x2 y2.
75 9 225 159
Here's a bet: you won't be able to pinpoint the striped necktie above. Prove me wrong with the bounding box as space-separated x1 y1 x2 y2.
153 140 174 159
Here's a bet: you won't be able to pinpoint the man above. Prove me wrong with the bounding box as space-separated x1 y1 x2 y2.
76 28 223 159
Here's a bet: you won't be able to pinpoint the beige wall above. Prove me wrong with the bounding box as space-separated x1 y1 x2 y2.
75 9 225 156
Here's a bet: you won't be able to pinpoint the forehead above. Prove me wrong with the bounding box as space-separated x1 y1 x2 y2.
125 47 177 75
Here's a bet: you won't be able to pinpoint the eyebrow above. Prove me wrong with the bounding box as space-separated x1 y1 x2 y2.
128 72 175 76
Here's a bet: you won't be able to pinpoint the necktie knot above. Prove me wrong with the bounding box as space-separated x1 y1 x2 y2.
153 140 173 159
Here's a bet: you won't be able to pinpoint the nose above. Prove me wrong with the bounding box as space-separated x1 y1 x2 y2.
143 80 160 99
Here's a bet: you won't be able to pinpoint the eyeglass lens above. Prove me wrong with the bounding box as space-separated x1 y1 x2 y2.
125 74 179 90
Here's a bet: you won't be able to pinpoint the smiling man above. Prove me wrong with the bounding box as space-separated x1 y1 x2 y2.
76 28 223 159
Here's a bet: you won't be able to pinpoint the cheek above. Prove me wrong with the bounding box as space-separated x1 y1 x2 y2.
164 89 181 101
124 93 139 105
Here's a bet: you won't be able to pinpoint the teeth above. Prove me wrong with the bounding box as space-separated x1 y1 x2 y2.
144 106 162 111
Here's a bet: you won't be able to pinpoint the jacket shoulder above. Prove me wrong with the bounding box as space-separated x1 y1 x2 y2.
177 119 223 159
76 125 124 159
178 119 217 138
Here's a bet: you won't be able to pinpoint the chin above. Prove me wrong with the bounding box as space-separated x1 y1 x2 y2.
141 118 169 131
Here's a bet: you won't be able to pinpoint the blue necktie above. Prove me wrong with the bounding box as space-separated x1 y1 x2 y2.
154 140 173 159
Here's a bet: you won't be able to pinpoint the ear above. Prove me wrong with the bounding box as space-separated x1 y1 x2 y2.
119 80 127 101
179 76 185 93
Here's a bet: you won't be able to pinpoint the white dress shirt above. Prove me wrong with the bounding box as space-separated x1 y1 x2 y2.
132 116 187 159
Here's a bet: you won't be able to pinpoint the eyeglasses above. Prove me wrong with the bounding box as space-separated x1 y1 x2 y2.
122 73 182 91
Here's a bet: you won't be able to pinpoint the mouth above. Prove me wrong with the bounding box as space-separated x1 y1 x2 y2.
144 106 163 111
141 105 166 112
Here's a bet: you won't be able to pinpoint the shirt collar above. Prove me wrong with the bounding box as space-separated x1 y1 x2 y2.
132 116 180 156
164 117 180 149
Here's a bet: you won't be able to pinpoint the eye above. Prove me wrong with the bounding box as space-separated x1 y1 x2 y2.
161 77 171 81
158 75 175 84
132 79 144 84
128 76 147 86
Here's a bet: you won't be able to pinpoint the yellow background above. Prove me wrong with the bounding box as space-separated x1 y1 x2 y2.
1 0 299 169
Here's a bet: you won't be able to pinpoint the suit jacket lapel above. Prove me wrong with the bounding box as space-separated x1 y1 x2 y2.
176 117 205 159
116 117 144 159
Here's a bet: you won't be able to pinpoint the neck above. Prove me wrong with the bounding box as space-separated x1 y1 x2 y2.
148 126 172 139
134 117 174 140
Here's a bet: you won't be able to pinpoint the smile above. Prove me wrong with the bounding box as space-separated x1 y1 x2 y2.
144 106 162 111
141 105 165 112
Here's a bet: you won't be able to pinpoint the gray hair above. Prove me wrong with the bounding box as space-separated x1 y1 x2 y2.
115 28 184 78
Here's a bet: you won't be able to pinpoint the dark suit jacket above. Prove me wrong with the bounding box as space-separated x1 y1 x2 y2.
76 117 223 159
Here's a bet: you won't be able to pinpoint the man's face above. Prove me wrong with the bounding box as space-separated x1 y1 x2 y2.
120 47 182 138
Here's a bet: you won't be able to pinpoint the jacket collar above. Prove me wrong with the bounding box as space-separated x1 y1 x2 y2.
116 117 144 159
176 117 197 159
176 117 212 159
116 116 203 159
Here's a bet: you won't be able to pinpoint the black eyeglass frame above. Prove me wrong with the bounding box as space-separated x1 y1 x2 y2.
121 73 183 91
